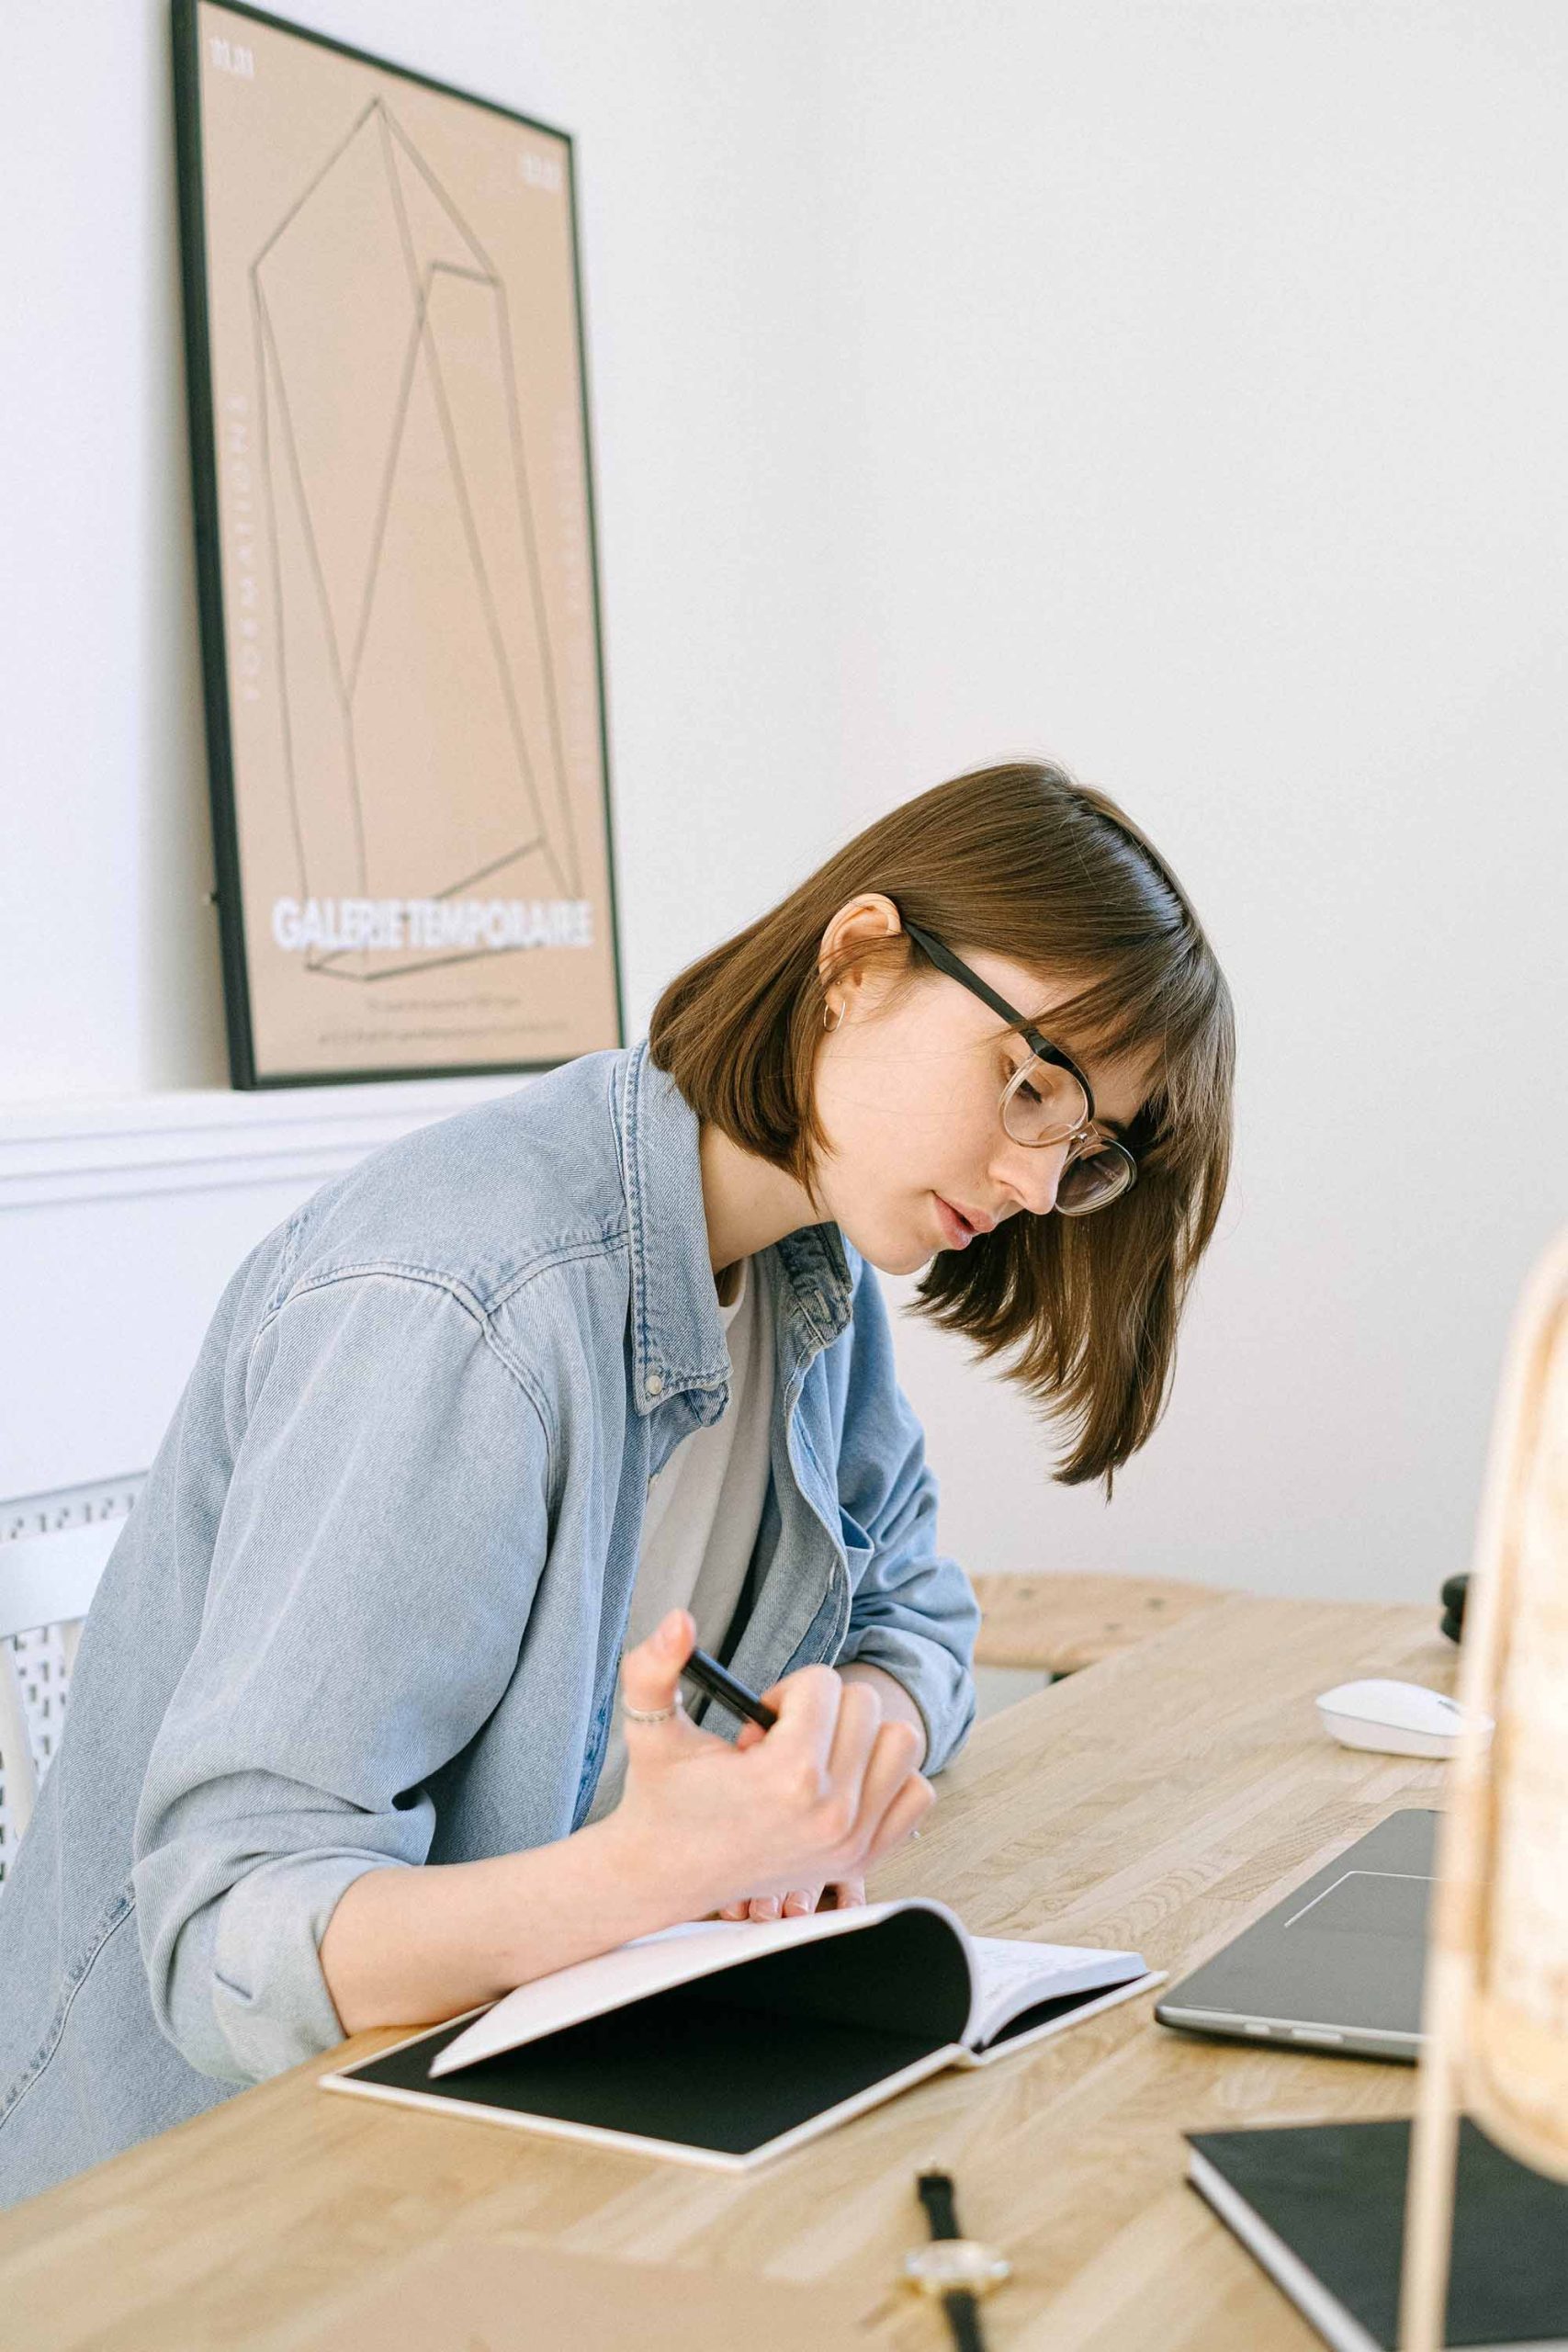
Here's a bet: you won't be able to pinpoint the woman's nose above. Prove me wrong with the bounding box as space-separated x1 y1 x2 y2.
999 1136 1069 1218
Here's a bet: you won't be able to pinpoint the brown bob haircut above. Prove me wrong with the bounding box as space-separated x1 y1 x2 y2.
649 761 1235 1490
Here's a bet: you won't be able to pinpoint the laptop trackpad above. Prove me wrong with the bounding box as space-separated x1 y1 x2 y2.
1284 1869 1432 1940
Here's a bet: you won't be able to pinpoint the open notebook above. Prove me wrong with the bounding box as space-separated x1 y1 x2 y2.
321 1896 1162 2170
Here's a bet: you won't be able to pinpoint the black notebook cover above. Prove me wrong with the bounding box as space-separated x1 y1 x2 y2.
1187 2117 1568 2351
341 1982 948 2158
336 1909 975 2160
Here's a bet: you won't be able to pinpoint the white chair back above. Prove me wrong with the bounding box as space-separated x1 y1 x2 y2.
0 1489 139 1880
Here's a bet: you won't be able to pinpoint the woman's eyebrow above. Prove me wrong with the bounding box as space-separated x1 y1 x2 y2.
1013 1025 1137 1138
1087 1085 1145 1141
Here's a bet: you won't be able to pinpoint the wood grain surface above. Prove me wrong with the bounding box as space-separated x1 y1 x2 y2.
970 1569 1228 1673
0 1594 1458 2350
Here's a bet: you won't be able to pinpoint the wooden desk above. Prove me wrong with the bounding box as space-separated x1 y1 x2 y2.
0 1595 1457 2350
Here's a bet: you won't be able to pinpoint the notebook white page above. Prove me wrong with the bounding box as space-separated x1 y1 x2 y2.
965 1932 1146 2049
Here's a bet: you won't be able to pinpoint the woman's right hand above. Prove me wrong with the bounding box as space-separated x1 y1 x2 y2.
609 1609 933 1918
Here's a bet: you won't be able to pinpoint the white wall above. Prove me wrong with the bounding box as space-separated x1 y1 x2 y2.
4 4 1564 1606
818 2 1568 1602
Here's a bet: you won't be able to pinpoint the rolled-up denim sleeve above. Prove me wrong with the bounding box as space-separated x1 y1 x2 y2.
830 1260 980 1776
132 1270 551 2086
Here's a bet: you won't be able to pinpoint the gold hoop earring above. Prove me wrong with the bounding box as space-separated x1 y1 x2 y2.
822 1000 845 1034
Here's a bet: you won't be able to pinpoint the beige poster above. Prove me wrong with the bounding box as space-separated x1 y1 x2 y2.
176 0 622 1084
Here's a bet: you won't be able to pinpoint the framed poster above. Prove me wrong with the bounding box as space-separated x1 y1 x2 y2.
173 0 623 1086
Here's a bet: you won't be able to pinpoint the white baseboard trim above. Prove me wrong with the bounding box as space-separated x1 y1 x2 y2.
0 1077 523 1210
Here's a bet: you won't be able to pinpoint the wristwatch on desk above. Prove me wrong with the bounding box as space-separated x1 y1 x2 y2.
903 2170 1010 2351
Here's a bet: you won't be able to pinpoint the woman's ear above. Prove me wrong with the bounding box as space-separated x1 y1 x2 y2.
817 893 905 1021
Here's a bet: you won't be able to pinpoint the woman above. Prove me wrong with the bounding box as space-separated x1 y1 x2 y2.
0 760 1234 2206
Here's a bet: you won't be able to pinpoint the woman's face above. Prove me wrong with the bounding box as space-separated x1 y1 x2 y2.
808 903 1151 1278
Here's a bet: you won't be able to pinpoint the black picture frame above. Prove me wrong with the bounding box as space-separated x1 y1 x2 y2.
172 0 624 1087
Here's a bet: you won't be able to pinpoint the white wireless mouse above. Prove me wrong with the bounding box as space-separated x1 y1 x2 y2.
1314 1678 1492 1760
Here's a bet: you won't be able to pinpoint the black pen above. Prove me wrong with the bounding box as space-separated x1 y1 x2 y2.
681 1646 779 1731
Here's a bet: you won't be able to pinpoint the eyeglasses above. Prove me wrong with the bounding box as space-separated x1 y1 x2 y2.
901 922 1138 1216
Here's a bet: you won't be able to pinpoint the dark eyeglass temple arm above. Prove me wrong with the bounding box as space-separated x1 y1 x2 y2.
899 919 1094 1099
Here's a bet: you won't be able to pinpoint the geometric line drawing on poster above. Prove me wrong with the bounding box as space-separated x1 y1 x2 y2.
250 96 581 981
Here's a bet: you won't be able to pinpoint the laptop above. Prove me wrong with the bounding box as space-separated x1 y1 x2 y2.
1155 1809 1437 2062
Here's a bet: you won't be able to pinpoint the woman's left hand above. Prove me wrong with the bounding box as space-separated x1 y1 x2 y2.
716 1701 864 1918
718 1877 865 1923
715 1659 924 1922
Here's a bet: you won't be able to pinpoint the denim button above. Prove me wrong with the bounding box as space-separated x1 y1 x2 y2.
646 1370 663 1396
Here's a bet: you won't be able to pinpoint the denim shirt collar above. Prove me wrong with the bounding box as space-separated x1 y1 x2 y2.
616 1039 854 1415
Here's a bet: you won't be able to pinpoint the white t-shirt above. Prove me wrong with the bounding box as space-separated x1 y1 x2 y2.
585 1256 776 1822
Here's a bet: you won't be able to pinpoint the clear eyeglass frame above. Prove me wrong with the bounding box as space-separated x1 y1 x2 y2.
900 919 1138 1216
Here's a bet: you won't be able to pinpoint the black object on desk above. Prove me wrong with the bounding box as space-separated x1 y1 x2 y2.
905 2172 1011 2352
1441 1572 1468 1645
1188 2115 1568 2350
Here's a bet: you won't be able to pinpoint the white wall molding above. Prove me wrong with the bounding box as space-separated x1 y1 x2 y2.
0 1079 522 1211
0 1078 525 1504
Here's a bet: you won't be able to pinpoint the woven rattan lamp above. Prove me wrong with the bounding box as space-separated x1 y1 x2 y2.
1400 1228 1568 2349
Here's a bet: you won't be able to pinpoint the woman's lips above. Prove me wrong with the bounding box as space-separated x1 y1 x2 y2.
934 1195 975 1249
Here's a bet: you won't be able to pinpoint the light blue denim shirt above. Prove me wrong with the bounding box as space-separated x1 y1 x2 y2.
0 1040 978 2208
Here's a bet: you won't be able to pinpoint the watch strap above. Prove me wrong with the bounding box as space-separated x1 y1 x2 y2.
918 2169 963 2241
913 2172 994 2352
942 2288 986 2352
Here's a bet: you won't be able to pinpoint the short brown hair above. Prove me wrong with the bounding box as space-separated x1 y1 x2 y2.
649 761 1235 1488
